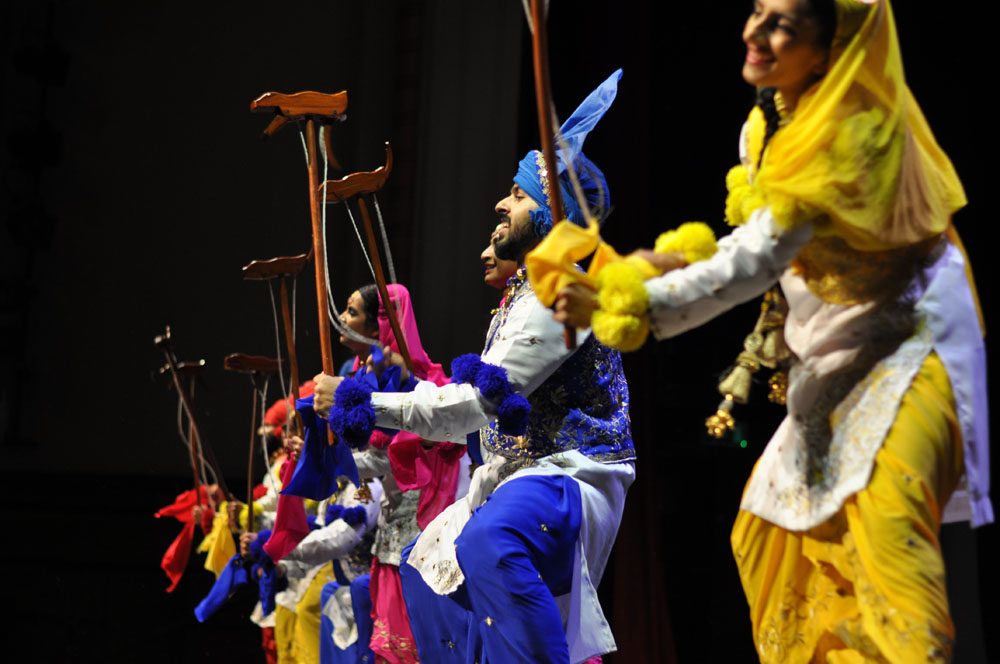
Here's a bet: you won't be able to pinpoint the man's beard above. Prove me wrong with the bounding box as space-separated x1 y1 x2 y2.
493 218 538 263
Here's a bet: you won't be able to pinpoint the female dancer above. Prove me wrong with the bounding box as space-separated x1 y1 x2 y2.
555 1 989 661
337 283 462 664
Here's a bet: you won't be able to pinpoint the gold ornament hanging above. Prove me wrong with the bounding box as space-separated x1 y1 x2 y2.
706 395 736 439
356 478 373 504
706 287 791 438
768 371 789 404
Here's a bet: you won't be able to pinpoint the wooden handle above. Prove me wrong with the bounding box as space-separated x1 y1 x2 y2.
356 196 414 376
529 0 576 349
250 90 349 139
223 353 282 375
323 143 393 202
242 252 311 280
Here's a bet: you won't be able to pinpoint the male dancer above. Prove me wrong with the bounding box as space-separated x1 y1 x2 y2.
318 70 631 663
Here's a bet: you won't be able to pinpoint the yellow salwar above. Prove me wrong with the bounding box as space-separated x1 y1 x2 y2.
275 604 298 664
732 352 962 663
293 562 337 664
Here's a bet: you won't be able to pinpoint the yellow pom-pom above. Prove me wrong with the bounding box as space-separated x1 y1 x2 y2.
595 262 648 316
766 190 818 230
725 164 749 192
654 222 717 264
740 190 767 223
624 255 660 280
725 185 748 226
238 502 264 531
592 310 650 352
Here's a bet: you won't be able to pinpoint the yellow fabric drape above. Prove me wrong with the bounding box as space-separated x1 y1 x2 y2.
197 501 237 578
750 0 965 251
275 605 298 664
526 218 657 307
732 352 961 663
293 562 337 664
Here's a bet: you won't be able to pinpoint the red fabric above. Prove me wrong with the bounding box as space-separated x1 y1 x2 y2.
368 429 393 450
199 507 215 533
154 486 211 522
262 456 310 562
264 380 316 438
161 521 196 592
388 437 465 529
155 486 214 593
369 558 419 664
261 627 277 664
252 483 269 501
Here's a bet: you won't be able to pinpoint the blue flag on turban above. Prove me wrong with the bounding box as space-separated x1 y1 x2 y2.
514 68 622 234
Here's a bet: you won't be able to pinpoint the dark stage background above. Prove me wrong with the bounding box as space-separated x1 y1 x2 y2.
2 1 996 662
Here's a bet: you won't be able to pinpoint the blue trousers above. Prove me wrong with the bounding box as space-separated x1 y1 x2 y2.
318 574 375 664
400 475 582 663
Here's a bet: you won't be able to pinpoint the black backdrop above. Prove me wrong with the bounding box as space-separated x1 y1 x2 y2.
2 1 996 662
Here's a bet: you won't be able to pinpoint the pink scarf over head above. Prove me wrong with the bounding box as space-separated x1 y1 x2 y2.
356 284 463 529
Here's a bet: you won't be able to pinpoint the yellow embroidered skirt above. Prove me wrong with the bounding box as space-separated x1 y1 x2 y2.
732 352 963 663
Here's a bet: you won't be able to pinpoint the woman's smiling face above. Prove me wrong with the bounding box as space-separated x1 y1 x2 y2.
742 0 829 107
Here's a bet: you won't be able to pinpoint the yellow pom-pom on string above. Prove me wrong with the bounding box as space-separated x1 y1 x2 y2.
654 222 718 264
592 310 649 352
590 261 651 351
595 262 648 316
740 190 767 224
725 164 749 191
767 190 817 231
238 502 264 531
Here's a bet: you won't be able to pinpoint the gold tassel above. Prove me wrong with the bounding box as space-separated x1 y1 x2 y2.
706 395 736 438
768 371 788 404
708 287 790 432
717 351 759 404
356 478 372 504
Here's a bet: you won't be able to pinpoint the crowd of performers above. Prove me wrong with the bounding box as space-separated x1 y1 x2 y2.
156 1 991 662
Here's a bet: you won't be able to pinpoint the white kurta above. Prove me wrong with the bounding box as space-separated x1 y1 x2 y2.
643 202 989 531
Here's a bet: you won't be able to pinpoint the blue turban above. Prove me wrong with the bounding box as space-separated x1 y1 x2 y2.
513 69 621 237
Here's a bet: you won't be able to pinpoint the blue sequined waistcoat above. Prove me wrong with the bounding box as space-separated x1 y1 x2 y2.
480 275 635 464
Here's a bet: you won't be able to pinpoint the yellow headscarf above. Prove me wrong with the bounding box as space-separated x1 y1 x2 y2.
750 0 966 251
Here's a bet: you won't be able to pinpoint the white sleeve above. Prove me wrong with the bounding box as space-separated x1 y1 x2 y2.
645 208 813 340
370 291 588 442
353 446 393 479
282 481 382 566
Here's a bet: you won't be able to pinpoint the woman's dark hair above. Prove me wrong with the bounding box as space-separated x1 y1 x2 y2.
807 0 838 51
757 0 838 166
357 284 380 333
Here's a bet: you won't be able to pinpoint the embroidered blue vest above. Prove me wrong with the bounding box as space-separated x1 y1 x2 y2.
479 276 635 464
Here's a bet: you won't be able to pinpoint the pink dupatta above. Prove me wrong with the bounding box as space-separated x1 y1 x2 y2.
355 284 464 528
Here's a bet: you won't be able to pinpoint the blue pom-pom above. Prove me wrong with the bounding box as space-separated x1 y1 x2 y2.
451 354 482 384
329 378 377 449
475 363 510 401
248 529 272 561
325 503 345 524
334 377 374 408
496 393 531 436
530 206 553 238
306 515 320 530
342 505 367 526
